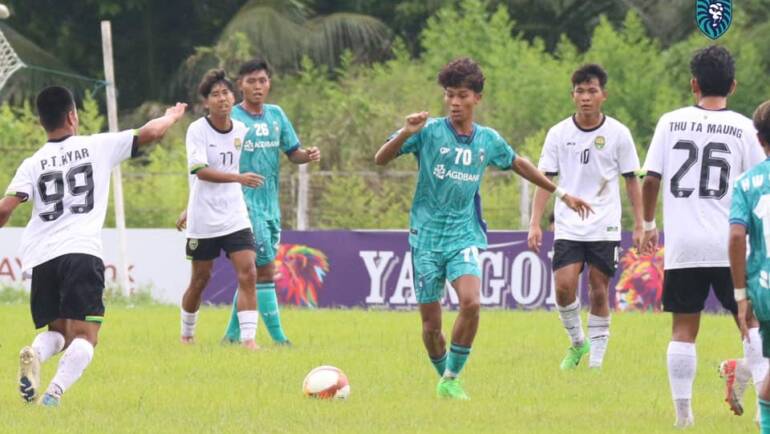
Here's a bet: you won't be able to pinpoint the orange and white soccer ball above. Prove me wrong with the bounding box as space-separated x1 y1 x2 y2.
302 365 350 399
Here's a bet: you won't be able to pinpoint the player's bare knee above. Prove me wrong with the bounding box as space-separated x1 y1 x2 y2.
459 298 480 317
238 265 257 287
257 263 275 282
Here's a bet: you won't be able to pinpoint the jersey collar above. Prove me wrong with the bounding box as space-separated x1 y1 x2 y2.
444 118 477 145
235 103 265 119
205 116 233 134
694 104 729 112
47 135 72 143
571 114 606 132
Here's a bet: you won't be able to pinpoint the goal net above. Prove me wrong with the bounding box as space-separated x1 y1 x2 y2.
0 27 24 91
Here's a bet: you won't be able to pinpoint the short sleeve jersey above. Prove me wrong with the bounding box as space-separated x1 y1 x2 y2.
393 117 516 251
643 106 765 269
4 129 137 271
185 117 251 238
730 159 770 320
233 103 300 222
538 115 640 241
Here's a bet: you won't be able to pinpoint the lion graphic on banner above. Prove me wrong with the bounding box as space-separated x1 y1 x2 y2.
614 247 665 312
274 244 329 307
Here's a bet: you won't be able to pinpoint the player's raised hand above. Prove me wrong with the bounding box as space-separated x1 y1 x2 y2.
306 147 321 162
239 172 264 188
165 102 187 122
176 209 187 231
403 111 429 134
641 227 658 255
562 194 593 220
527 224 543 253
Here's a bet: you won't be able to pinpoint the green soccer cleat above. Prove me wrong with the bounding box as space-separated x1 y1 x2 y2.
436 377 470 400
560 340 590 370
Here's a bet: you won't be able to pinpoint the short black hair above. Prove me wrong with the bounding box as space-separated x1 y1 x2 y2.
36 86 75 132
198 69 234 98
754 100 770 145
437 58 484 93
571 64 608 88
238 57 272 78
690 45 735 97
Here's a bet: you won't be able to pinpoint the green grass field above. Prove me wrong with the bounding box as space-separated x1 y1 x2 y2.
0 302 761 433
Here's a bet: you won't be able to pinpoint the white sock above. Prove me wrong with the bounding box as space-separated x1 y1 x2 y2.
557 300 584 347
588 314 610 368
180 308 198 338
31 331 65 363
47 338 94 397
745 328 769 387
668 341 696 420
237 310 258 342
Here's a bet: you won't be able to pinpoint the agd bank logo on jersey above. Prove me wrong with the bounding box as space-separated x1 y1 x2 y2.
696 0 732 40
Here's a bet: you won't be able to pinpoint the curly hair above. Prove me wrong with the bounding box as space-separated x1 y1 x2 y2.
437 58 485 93
198 69 234 98
754 100 770 144
690 45 735 97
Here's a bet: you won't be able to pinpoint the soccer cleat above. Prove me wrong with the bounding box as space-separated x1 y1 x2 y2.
18 346 40 403
560 341 590 370
40 393 60 407
719 359 747 416
241 340 261 351
180 336 195 345
436 377 470 400
277 339 293 347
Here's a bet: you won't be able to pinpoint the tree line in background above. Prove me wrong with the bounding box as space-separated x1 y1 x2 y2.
1 0 769 230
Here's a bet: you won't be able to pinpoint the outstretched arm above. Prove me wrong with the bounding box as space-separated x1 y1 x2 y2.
288 147 321 164
513 157 592 219
0 195 23 228
136 103 187 146
195 168 264 188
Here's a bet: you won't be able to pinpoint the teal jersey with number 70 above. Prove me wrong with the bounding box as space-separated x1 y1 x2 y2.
730 158 770 320
392 117 517 252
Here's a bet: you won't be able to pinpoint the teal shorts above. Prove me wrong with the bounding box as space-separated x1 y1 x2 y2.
411 246 482 304
250 218 281 267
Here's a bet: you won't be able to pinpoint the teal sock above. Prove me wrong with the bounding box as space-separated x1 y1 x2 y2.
257 283 289 343
760 399 770 433
445 343 471 378
430 352 447 377
223 291 240 342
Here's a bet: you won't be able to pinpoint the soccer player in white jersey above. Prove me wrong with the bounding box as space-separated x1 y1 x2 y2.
0 86 185 406
528 64 643 371
178 69 263 351
640 45 767 428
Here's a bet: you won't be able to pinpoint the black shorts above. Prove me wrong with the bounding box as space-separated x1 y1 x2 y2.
552 239 620 277
30 254 105 329
186 228 256 261
662 267 736 314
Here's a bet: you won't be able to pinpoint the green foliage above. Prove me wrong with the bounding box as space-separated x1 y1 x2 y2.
3 0 770 231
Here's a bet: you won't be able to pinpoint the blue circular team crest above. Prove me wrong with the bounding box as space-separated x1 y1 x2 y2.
696 0 732 40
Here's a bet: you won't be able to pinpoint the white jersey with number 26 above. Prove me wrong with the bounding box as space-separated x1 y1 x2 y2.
643 106 765 270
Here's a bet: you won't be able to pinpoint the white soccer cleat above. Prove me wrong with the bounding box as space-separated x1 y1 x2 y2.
719 359 749 416
18 346 41 403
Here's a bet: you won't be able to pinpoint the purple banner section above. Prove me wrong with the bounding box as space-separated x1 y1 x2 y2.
202 230 726 312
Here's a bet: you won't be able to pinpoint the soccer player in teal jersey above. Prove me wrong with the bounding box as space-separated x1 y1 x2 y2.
729 100 770 433
375 58 593 400
222 58 321 345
